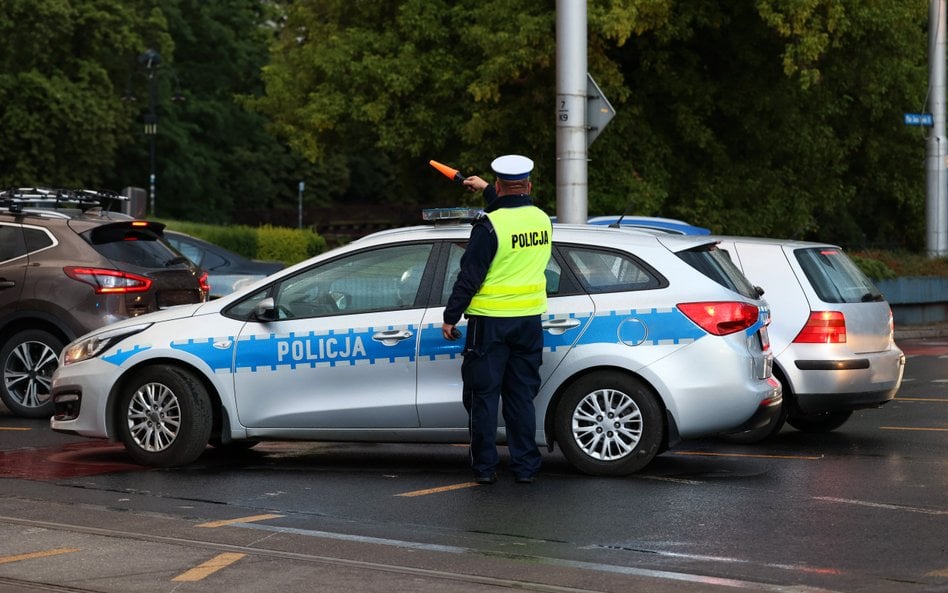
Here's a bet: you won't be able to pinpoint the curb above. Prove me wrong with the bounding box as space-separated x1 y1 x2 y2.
894 323 948 341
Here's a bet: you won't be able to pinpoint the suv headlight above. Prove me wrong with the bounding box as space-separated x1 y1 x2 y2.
63 323 152 365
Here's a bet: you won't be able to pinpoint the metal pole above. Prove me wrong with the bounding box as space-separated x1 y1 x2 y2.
298 181 305 229
141 49 161 217
555 0 588 224
927 0 948 257
148 135 156 216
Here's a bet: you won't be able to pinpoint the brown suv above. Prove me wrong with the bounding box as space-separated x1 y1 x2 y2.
0 189 208 418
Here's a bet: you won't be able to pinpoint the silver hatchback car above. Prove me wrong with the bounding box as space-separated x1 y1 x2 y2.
712 236 905 441
50 219 780 476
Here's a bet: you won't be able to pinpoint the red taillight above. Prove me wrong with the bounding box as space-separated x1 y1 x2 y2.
678 302 760 336
64 266 152 294
198 271 211 296
794 311 846 344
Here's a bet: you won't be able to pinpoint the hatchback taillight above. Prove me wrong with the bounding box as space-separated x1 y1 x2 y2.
64 266 152 294
793 311 846 343
678 302 760 336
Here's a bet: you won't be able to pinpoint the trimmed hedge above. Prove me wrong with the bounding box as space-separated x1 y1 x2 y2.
155 219 327 265
851 250 948 281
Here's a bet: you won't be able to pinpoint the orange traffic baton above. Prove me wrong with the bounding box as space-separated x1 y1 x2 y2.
429 160 466 185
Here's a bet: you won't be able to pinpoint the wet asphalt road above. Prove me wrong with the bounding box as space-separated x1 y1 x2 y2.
0 336 945 593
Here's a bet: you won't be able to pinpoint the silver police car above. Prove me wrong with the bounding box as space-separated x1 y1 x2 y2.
50 218 780 476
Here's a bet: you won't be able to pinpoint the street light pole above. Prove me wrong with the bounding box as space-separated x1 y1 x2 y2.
139 49 161 216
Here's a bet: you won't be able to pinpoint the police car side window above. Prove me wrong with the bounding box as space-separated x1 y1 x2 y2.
440 242 466 304
563 246 662 293
264 243 434 319
440 242 563 302
544 258 561 295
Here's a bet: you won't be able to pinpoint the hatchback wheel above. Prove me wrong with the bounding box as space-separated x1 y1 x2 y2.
0 329 63 418
787 410 853 433
117 366 212 467
554 372 663 476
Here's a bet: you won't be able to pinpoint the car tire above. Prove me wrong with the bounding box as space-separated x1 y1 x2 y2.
554 371 663 476
787 410 853 433
718 404 787 445
0 329 63 418
116 366 213 467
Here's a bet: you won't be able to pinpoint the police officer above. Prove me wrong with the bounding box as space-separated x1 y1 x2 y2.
441 155 552 484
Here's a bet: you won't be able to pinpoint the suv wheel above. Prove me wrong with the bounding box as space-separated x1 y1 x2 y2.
554 371 663 476
0 329 63 418
117 366 213 467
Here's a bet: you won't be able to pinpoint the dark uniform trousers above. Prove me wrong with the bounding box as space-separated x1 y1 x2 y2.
461 314 544 478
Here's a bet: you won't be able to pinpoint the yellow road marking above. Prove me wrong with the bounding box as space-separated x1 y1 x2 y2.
172 552 245 582
928 567 948 577
880 426 948 432
894 397 948 402
195 513 284 528
0 548 79 564
396 482 480 497
0 427 30 431
674 450 822 460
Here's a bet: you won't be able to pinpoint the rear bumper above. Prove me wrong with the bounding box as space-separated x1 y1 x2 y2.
727 377 783 433
794 387 899 414
781 348 905 414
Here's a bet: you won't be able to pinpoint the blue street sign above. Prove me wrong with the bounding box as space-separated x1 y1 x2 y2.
904 113 934 126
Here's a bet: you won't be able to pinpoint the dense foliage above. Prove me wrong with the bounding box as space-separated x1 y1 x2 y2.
157 218 326 263
0 1 933 250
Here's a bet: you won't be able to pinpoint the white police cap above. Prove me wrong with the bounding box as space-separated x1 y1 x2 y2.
491 154 533 180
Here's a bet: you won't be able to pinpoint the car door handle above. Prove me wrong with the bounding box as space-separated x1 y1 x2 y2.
371 329 414 346
0 280 15 289
542 318 582 335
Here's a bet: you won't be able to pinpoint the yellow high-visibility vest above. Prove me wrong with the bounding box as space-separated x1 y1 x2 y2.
466 206 551 316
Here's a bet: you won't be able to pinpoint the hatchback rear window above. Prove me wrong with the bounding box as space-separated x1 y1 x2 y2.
677 244 759 299
794 248 883 304
84 224 185 269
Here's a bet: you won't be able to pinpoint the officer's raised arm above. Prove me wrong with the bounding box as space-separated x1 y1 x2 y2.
462 175 488 193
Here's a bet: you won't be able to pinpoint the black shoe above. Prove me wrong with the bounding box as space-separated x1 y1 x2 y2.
474 473 497 485
515 475 535 484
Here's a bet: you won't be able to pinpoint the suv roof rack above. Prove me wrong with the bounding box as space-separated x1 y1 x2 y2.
0 187 127 214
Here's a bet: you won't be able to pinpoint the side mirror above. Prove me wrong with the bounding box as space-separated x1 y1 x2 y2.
253 296 278 321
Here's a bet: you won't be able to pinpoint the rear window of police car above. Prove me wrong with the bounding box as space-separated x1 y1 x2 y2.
677 244 760 299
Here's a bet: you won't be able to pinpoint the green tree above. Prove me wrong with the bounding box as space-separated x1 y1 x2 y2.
603 1 927 245
250 0 560 214
0 0 160 187
254 0 929 248
110 0 321 224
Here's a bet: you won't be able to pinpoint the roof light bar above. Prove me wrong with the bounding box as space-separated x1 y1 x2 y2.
421 207 482 223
